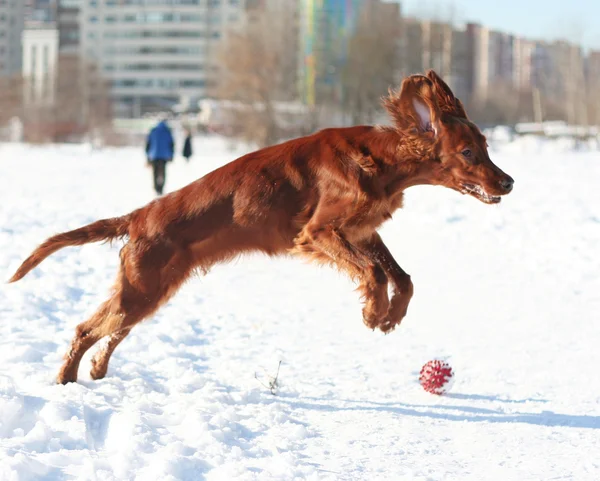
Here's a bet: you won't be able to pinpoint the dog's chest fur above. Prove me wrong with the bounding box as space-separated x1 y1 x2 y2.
343 189 405 242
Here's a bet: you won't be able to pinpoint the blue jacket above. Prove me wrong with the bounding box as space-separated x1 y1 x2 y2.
146 121 174 161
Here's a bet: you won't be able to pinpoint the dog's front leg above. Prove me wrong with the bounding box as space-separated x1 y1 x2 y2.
361 233 414 333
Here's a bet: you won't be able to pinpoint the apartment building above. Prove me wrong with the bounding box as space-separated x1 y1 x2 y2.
0 0 25 77
512 37 534 91
449 26 470 101
465 24 518 100
55 0 81 53
299 0 364 105
586 50 600 87
24 1 81 51
25 0 52 21
22 22 59 106
404 18 452 78
465 23 491 100
493 31 515 85
80 0 245 116
404 18 467 100
21 0 80 108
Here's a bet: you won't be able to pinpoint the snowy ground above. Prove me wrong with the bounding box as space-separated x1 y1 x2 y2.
0 134 599 480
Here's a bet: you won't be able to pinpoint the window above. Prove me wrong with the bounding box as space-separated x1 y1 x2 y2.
104 30 204 39
112 63 204 72
112 78 206 89
104 45 204 55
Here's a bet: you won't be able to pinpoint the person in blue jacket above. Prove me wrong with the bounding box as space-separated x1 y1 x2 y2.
145 119 174 196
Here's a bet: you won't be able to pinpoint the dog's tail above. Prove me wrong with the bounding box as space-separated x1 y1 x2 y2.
8 215 131 283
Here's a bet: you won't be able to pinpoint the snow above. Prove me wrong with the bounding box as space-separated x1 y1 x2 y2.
1 134 599 480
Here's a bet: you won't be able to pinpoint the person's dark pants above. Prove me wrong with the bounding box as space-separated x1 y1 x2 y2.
152 159 168 195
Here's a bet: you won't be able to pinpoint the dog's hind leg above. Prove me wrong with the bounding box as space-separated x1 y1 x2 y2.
89 327 132 381
57 301 114 384
57 240 192 384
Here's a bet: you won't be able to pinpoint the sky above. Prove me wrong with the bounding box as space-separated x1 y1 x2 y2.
397 0 600 50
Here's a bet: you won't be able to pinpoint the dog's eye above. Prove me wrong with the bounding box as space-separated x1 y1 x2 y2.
462 149 472 158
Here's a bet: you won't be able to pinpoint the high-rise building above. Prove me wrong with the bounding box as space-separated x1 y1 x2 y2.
586 50 600 86
55 0 81 53
494 31 515 85
21 0 80 109
466 23 516 101
25 0 53 22
403 18 452 78
466 23 490 100
403 18 465 98
512 37 534 91
79 0 245 116
449 26 470 101
403 18 426 75
361 0 402 83
0 1 26 77
22 22 59 106
299 0 364 105
23 1 81 52
585 50 600 124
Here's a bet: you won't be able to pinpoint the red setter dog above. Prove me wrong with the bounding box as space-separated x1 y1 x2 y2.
9 70 514 384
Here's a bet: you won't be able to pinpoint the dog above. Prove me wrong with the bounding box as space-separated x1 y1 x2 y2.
9 70 514 384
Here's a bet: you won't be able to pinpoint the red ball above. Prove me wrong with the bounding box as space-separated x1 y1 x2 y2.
419 360 454 395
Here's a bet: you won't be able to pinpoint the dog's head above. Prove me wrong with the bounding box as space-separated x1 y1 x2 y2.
383 70 514 204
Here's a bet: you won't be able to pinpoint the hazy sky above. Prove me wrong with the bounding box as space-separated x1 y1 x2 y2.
397 0 600 50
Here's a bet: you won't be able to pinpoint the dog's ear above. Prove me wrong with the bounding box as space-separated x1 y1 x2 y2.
426 69 468 119
383 74 442 135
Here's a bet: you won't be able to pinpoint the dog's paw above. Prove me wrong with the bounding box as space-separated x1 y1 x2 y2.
362 306 387 330
56 370 78 385
378 315 400 334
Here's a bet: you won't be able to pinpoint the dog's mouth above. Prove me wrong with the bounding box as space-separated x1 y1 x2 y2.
460 183 501 204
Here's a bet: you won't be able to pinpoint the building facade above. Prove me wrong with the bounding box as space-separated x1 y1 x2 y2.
79 0 245 116
24 1 80 52
586 50 600 87
512 37 534 91
22 23 60 106
25 0 53 22
299 0 364 105
0 0 25 77
449 26 470 101
55 0 81 53
403 18 467 101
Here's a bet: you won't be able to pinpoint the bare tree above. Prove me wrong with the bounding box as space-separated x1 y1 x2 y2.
0 74 25 128
21 54 113 144
211 1 300 148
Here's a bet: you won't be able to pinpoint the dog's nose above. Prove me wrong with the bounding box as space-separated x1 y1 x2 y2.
500 177 514 193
